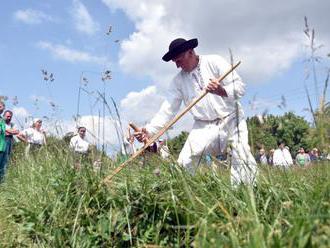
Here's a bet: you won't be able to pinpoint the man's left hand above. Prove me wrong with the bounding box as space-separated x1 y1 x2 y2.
206 79 228 97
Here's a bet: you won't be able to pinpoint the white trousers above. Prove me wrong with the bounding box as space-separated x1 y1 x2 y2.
177 116 257 186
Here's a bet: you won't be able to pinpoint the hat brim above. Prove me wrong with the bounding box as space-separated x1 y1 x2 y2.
162 38 198 62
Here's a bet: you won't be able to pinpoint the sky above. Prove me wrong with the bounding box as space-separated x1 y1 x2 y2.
0 0 329 154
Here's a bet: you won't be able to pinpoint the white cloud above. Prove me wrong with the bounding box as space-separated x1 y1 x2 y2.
72 0 100 35
13 106 30 118
102 0 330 85
120 85 193 138
13 9 54 24
120 86 165 124
37 41 108 64
11 107 31 129
101 0 330 134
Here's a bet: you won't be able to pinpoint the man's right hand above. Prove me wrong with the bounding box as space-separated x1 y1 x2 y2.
133 127 150 143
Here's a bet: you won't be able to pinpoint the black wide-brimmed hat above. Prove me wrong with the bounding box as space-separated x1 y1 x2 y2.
162 38 198 62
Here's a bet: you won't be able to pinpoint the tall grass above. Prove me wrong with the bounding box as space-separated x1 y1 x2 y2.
0 141 329 247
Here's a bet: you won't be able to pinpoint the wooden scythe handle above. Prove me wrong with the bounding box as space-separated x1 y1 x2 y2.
102 61 241 185
129 122 140 132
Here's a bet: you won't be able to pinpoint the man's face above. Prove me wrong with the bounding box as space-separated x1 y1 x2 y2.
79 128 86 138
172 50 194 72
0 104 5 114
4 112 12 123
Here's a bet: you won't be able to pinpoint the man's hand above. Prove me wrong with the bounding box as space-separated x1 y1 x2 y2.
206 78 228 97
133 127 150 143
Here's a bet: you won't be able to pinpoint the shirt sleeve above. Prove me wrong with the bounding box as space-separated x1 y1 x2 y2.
211 55 246 100
272 150 279 166
285 150 293 165
145 78 183 135
69 137 75 149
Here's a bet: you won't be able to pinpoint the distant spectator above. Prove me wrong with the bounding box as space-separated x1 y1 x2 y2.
69 127 89 154
256 148 268 165
273 141 293 167
309 148 319 162
0 101 7 182
158 138 171 159
3 110 21 163
268 149 275 166
295 147 311 167
122 127 136 156
20 118 47 157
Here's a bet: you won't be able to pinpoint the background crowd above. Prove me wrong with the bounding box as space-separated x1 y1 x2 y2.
0 99 328 183
255 140 328 167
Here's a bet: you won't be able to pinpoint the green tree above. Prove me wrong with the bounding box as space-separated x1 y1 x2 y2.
167 131 189 157
247 112 312 155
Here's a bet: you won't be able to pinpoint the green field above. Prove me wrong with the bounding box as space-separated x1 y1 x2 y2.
0 144 329 247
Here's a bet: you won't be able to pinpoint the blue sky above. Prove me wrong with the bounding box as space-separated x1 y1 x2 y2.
0 0 329 152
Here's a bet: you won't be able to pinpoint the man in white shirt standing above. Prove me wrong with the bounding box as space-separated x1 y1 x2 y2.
122 126 136 157
134 38 257 186
273 141 293 167
70 126 89 154
158 138 171 159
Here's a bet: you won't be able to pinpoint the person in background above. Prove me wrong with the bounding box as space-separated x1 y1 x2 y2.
326 146 330 161
309 148 319 162
268 149 275 166
3 110 21 165
256 147 268 165
20 118 47 157
158 138 171 159
0 101 7 182
273 141 293 167
69 126 89 154
122 126 136 156
69 126 90 170
295 147 311 167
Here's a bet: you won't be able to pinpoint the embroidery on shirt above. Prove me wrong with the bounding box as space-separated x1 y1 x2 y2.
191 58 204 90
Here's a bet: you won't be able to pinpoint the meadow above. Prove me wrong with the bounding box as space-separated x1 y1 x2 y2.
0 140 329 247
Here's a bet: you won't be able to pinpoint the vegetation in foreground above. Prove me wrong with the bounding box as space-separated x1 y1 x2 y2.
0 142 329 248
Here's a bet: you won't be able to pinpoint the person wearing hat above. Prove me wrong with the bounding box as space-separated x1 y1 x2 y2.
20 118 47 157
134 38 257 186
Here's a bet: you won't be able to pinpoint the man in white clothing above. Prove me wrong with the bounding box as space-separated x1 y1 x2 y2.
273 141 293 167
122 127 136 156
134 38 257 186
70 126 89 154
158 138 171 159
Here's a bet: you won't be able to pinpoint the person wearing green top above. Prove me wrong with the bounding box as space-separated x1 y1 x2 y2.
295 147 311 167
0 101 7 182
